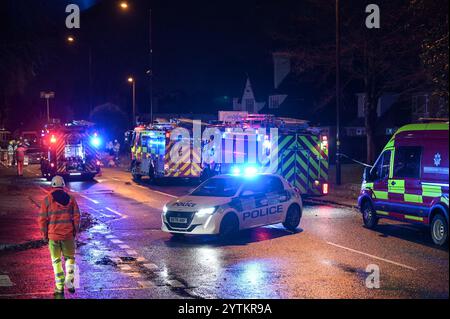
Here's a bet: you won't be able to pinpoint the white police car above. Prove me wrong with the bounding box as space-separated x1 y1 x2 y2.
161 172 303 237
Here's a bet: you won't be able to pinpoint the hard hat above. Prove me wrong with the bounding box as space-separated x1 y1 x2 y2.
51 175 65 188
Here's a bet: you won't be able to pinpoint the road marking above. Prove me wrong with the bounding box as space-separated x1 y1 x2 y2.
136 257 147 262
326 242 417 271
118 264 132 271
110 239 123 244
137 281 154 288
167 279 185 288
0 275 14 287
134 184 178 198
143 263 158 271
119 244 131 249
105 235 117 239
105 207 128 219
126 250 138 255
126 272 143 278
151 190 177 198
80 194 99 204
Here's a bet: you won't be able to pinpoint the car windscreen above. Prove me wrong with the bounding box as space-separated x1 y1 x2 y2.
190 177 241 197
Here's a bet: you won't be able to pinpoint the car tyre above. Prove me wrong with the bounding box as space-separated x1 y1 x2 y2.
430 213 448 246
219 213 239 239
131 162 141 181
283 205 301 231
362 200 378 229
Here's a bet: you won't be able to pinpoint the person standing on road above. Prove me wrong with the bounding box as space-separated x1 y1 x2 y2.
15 143 27 176
7 141 14 167
38 176 81 297
113 139 120 162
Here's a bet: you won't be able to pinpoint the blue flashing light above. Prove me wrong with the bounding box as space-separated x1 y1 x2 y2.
231 166 241 175
244 166 258 176
91 136 102 148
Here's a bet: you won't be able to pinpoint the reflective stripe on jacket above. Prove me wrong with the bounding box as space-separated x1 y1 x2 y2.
38 189 81 240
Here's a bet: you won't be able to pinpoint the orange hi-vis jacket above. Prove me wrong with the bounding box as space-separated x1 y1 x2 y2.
38 189 81 241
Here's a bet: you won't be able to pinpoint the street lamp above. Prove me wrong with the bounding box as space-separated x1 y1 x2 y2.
128 77 136 126
120 4 153 124
40 91 55 123
66 36 94 113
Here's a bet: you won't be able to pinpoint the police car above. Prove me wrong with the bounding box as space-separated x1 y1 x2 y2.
161 170 302 237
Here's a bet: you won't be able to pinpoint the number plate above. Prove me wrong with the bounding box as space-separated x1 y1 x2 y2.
170 217 188 223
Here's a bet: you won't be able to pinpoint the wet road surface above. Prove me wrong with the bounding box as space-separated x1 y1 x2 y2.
0 165 448 299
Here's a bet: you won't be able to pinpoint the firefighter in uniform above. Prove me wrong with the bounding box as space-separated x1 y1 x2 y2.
7 141 14 167
38 176 81 296
15 143 27 176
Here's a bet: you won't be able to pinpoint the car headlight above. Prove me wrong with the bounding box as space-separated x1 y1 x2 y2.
163 205 168 214
196 207 216 217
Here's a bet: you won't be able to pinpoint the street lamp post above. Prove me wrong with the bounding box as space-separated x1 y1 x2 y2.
128 77 136 126
120 2 153 124
335 0 342 185
67 36 94 113
40 91 55 123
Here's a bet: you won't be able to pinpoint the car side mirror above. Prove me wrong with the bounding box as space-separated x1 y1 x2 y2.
363 167 372 182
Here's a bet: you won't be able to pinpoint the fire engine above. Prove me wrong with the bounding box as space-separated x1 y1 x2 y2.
40 121 102 181
129 114 329 196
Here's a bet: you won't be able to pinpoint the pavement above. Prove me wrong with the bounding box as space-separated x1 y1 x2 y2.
0 164 448 299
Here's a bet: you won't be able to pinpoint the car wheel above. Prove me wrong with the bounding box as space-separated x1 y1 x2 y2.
431 213 448 246
219 213 239 239
283 205 301 231
131 163 141 181
362 200 378 229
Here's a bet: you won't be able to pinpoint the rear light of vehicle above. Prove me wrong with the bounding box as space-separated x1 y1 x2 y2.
320 135 328 150
50 163 55 168
322 183 329 195
96 160 101 166
50 135 57 144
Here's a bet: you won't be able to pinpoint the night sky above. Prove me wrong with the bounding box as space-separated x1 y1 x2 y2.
2 0 285 130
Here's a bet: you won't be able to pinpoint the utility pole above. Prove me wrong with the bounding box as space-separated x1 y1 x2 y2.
335 0 342 185
128 77 136 127
149 8 153 124
40 91 55 123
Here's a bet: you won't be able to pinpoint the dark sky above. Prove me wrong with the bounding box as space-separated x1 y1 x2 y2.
2 0 283 129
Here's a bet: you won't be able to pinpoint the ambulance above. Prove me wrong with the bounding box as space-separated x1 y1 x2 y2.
358 122 449 246
161 172 302 237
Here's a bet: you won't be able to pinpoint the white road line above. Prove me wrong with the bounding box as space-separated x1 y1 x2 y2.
126 250 138 255
105 207 128 219
133 184 178 198
136 257 147 262
118 264 132 271
110 239 123 244
80 194 99 204
105 235 116 239
167 279 185 288
0 275 14 287
326 241 417 271
119 244 131 249
143 263 158 271
151 190 177 198
126 272 143 278
137 281 154 288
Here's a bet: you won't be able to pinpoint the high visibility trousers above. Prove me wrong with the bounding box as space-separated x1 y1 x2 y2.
17 160 23 176
49 240 76 291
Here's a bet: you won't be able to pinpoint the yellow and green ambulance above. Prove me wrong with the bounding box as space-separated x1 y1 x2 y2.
358 122 449 246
